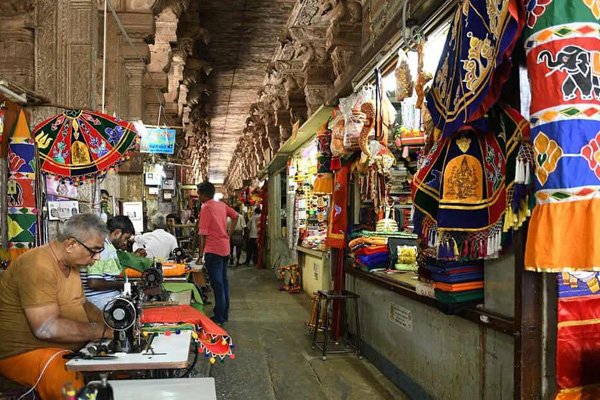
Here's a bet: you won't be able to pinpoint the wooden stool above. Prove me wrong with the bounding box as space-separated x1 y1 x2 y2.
311 289 362 361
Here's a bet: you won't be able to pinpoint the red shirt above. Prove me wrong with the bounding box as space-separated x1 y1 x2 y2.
199 200 238 257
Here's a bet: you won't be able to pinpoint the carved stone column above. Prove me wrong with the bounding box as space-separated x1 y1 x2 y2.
0 2 35 90
325 1 362 86
118 11 154 121
34 0 99 124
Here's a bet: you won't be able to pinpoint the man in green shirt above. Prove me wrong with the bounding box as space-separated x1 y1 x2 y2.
80 215 136 309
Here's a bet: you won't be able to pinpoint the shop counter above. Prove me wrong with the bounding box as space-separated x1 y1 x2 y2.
297 246 331 295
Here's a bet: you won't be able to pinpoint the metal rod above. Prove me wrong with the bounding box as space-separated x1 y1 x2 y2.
0 84 27 104
0 158 8 248
101 0 108 113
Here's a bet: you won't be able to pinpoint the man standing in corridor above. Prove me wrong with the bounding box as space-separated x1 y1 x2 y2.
196 182 238 324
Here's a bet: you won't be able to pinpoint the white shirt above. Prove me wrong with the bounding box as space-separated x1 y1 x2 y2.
227 213 246 231
249 214 260 239
133 229 178 260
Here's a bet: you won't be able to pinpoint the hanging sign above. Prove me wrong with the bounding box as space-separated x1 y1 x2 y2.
139 127 176 154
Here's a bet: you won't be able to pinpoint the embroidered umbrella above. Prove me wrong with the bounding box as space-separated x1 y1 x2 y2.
33 109 138 182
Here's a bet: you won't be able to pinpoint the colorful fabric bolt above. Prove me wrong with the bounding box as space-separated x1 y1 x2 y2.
426 0 524 138
524 0 600 272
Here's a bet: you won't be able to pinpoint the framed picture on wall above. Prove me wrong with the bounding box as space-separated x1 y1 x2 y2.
163 191 173 201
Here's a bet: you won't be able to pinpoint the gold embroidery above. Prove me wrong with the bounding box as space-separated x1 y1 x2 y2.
443 155 483 202
71 141 91 165
456 136 471 153
35 132 53 149
486 0 507 37
462 32 493 92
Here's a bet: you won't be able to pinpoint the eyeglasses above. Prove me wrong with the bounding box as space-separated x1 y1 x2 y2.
73 238 104 257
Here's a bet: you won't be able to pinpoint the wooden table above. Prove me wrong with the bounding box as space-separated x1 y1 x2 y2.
66 331 192 372
95 378 217 400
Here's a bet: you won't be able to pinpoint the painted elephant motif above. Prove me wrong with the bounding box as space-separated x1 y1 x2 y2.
538 45 600 101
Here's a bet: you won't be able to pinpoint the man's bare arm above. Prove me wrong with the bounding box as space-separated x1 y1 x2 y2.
25 303 106 343
83 300 104 323
228 216 238 238
87 278 124 292
196 235 206 264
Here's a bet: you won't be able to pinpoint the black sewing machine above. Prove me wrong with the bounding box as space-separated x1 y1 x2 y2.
100 266 164 354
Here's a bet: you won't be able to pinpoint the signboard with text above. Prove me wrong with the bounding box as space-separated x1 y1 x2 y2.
140 127 176 154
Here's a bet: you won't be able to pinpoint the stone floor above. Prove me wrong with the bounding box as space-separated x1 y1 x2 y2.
206 265 408 400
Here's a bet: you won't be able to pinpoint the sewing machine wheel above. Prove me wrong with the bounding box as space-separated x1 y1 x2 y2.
103 297 136 331
142 267 162 288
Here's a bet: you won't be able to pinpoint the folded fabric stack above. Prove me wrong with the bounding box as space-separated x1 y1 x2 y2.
348 236 389 271
425 259 484 305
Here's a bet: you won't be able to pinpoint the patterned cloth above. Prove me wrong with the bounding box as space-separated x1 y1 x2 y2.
33 110 137 183
413 104 532 260
426 0 524 138
524 0 600 271
326 163 350 248
7 109 38 255
313 121 334 194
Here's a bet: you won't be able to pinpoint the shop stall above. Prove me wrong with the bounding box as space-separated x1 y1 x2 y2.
301 0 545 398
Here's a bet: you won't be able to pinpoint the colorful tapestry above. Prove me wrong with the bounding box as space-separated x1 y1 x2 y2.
33 110 138 183
556 272 600 400
426 0 524 139
325 164 350 248
413 104 533 260
524 0 600 272
7 110 37 254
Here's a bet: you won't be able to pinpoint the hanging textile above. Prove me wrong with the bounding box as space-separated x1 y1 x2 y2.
524 0 600 272
313 121 333 194
325 163 350 249
6 109 38 259
426 0 524 139
33 110 138 183
413 104 533 260
556 272 600 400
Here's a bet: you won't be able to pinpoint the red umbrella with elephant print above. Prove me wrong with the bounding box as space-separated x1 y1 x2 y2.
33 109 138 182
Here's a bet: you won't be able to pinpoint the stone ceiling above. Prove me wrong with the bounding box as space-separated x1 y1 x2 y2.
180 0 297 183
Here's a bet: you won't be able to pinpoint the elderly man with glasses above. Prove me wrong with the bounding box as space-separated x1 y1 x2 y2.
0 213 112 400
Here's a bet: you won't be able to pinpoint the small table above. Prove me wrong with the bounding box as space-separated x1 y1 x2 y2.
66 331 192 372
94 378 216 400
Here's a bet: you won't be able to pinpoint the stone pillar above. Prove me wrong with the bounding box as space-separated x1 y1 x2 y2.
34 0 99 125
0 2 35 90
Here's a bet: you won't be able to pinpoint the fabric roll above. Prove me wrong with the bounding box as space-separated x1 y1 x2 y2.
524 0 600 272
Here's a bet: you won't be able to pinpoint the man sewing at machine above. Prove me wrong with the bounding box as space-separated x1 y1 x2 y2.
0 213 112 400
81 215 139 310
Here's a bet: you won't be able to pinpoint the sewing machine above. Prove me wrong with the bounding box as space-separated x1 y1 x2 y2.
100 266 164 354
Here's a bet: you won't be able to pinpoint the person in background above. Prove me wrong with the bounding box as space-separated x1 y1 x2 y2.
80 215 136 310
228 205 246 267
166 213 182 238
0 214 111 400
133 213 178 260
196 181 238 325
243 207 261 266
100 189 113 223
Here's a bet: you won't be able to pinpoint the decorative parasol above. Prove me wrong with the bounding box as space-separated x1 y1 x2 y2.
33 109 138 182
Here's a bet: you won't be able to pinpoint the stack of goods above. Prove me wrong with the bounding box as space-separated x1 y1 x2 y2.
348 236 389 272
389 165 409 194
425 259 484 306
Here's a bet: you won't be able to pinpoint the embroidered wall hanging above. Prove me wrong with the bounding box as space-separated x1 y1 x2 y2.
426 0 524 139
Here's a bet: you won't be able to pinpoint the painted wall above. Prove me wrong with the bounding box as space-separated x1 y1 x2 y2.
346 276 514 400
